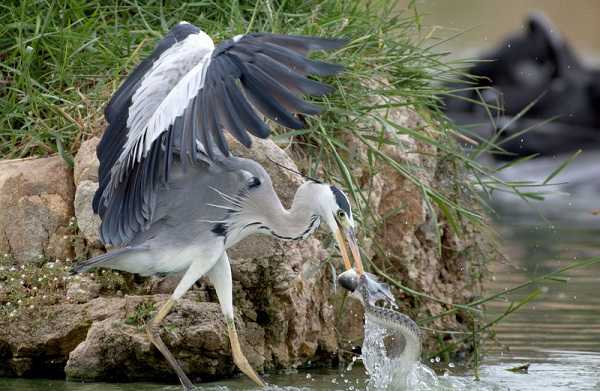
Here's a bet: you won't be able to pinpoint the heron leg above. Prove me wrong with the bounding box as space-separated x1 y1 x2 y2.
147 254 223 390
207 253 266 387
146 298 194 390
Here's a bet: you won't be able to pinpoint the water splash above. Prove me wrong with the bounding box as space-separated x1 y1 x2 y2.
362 313 438 391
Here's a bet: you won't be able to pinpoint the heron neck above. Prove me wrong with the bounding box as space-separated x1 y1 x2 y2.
223 181 323 248
265 200 321 241
237 183 322 242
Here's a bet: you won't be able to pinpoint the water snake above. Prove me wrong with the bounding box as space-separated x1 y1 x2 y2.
338 269 422 388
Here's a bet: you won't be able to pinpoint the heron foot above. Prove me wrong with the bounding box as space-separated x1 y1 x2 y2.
146 298 195 390
227 320 266 387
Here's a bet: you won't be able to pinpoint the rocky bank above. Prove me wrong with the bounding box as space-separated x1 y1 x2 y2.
0 107 485 383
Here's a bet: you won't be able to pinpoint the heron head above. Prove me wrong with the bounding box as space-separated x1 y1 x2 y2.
311 183 363 274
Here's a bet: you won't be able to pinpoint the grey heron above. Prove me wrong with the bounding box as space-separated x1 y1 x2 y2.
72 22 362 388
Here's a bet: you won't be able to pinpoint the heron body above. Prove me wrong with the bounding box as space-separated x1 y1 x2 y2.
85 156 339 286
72 21 363 389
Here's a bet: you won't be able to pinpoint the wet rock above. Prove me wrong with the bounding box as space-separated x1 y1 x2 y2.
0 156 74 263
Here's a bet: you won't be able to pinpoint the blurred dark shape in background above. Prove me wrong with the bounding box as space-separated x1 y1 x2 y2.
443 12 600 160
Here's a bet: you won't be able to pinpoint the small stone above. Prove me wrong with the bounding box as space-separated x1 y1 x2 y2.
66 277 101 304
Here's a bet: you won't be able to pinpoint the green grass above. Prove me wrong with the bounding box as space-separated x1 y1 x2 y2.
125 301 156 327
0 6 489 240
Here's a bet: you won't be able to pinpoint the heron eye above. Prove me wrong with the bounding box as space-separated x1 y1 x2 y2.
337 210 346 219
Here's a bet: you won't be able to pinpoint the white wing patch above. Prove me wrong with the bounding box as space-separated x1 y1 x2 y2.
142 48 213 154
123 31 215 163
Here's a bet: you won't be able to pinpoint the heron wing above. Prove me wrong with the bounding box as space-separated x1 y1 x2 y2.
95 25 345 245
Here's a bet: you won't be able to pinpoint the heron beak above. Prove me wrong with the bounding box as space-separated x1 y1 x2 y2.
334 223 364 275
345 226 364 274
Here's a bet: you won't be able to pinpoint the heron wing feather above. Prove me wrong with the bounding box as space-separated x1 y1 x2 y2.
95 24 345 245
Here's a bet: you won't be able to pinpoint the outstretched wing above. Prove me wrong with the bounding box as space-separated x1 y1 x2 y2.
94 23 346 245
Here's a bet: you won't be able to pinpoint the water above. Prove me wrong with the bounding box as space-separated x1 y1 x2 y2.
398 0 600 58
477 153 600 391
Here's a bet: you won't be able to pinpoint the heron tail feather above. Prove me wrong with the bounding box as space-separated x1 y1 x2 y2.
70 246 141 274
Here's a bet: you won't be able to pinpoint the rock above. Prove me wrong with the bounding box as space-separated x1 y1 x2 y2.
0 297 125 377
73 137 100 187
66 276 101 303
72 137 103 246
0 156 74 263
333 293 365 352
65 296 262 383
74 180 102 245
